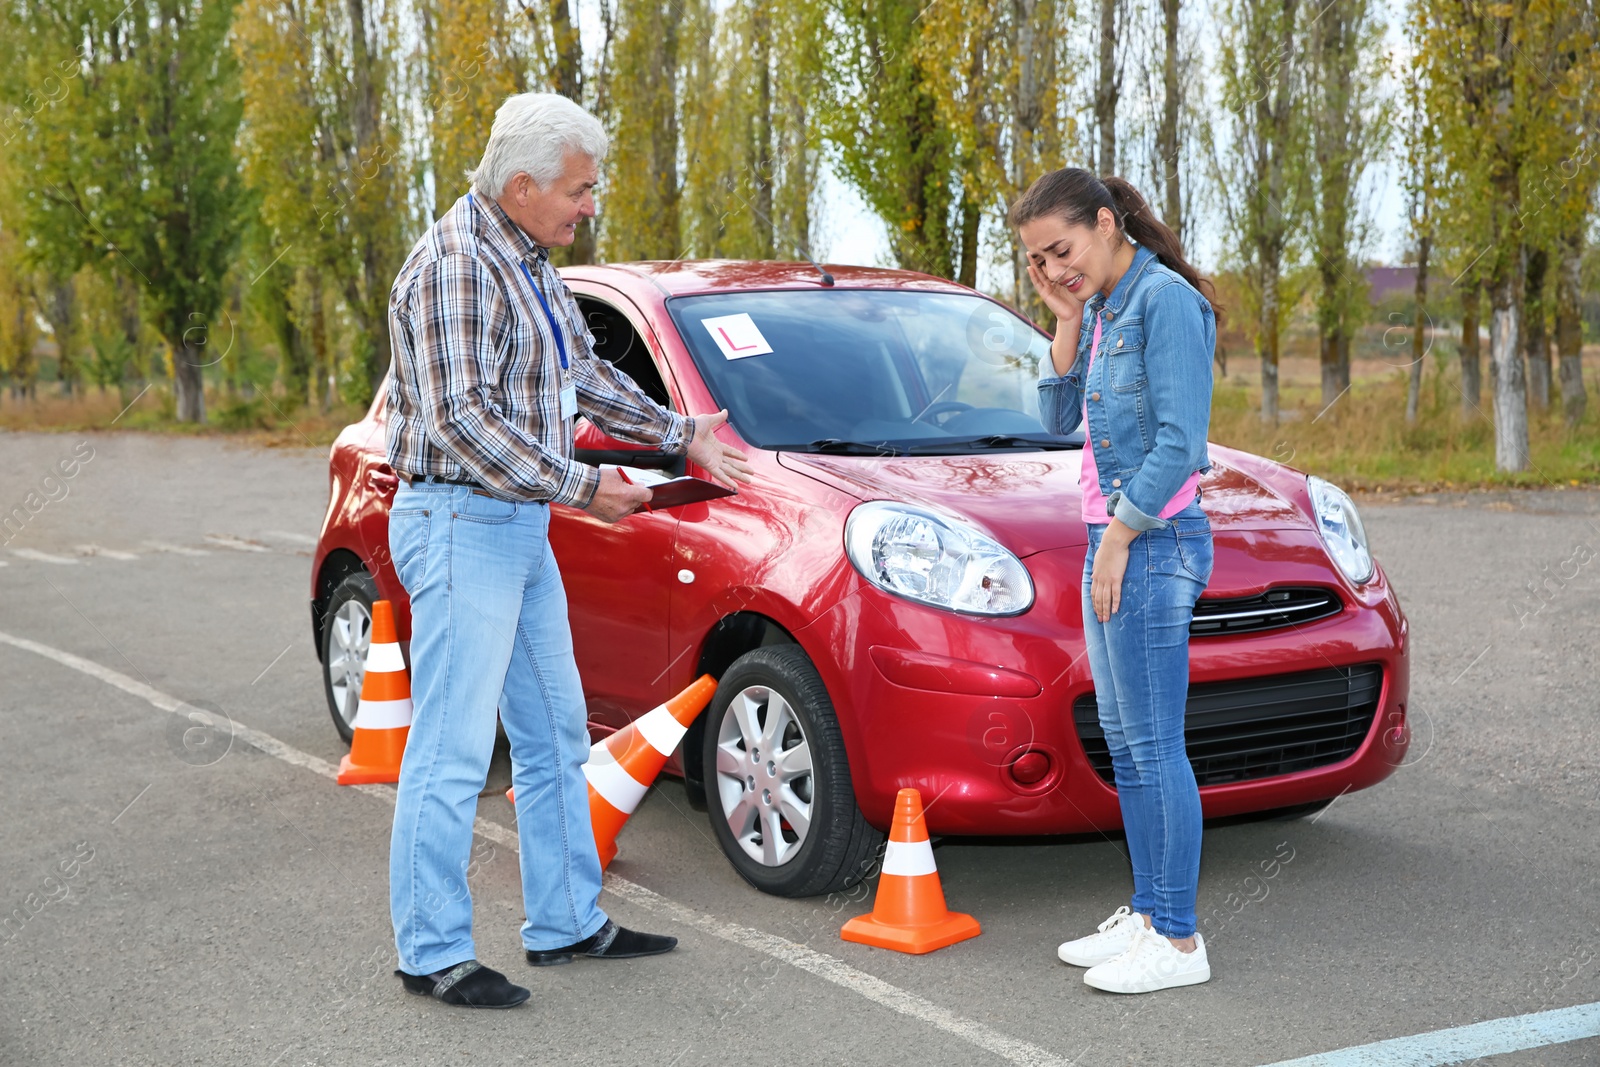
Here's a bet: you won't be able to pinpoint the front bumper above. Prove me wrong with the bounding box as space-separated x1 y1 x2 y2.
793 532 1410 834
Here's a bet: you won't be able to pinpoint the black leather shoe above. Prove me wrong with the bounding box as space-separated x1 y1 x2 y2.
525 919 678 966
396 960 531 1008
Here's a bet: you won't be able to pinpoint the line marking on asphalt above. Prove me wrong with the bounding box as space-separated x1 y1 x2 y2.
0 629 1076 1067
204 534 270 553
12 548 79 565
143 540 210 557
1255 1001 1600 1066
74 544 141 561
264 530 319 546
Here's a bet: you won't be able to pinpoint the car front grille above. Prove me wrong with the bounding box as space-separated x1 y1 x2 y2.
1190 586 1343 636
1073 663 1384 786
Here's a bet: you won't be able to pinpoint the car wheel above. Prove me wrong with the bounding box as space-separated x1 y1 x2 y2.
703 645 884 898
321 570 378 743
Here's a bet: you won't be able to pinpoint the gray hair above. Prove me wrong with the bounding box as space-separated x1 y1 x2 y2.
469 92 608 198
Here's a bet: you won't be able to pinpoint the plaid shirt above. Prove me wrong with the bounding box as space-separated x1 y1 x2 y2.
385 192 693 506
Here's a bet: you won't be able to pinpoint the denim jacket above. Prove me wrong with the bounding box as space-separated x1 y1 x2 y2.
1038 244 1216 532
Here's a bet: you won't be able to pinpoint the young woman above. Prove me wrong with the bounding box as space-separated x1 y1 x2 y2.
1010 169 1223 994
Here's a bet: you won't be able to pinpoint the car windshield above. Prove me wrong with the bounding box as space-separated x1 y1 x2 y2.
667 289 1084 454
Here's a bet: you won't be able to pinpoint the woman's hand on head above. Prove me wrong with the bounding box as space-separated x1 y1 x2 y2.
1027 261 1087 333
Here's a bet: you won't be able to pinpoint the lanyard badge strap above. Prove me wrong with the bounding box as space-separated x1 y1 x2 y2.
520 261 570 372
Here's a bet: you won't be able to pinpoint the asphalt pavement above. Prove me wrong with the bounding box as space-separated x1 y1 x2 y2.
0 428 1596 1067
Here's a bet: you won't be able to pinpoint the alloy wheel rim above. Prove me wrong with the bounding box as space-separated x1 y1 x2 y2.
713 684 815 868
327 598 371 729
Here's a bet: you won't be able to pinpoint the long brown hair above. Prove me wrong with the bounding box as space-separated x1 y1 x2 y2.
1008 168 1224 326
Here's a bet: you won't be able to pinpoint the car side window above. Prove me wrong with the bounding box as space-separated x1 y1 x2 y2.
576 296 674 410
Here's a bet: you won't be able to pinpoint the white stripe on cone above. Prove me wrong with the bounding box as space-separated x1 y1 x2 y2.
636 705 688 757
584 750 650 813
364 642 405 673
351 697 413 731
881 837 938 877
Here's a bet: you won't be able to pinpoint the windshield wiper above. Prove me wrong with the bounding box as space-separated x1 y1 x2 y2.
904 434 1082 452
778 438 908 456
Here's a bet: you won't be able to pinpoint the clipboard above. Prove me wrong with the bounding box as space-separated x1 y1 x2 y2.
611 466 737 511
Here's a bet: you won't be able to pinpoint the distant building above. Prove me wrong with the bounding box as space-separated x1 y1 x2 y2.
1365 266 1416 304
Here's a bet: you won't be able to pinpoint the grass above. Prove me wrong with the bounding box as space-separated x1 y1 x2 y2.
1208 337 1600 494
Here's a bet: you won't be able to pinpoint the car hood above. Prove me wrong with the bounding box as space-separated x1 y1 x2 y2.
775 448 1311 556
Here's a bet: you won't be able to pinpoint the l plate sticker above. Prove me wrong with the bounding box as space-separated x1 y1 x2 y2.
703 313 774 360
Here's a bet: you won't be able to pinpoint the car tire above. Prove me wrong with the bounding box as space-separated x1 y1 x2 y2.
321 570 379 744
703 645 883 898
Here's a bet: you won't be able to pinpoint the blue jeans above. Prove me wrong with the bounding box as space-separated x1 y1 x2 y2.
1081 502 1212 939
387 484 607 975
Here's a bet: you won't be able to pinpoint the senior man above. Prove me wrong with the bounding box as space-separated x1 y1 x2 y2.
384 92 752 1008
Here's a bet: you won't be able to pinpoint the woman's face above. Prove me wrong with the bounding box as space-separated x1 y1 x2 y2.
1017 207 1124 300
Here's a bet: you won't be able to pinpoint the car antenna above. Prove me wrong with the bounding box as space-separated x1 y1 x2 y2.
797 247 834 287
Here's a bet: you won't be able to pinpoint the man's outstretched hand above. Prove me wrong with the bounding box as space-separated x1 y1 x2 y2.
687 410 754 490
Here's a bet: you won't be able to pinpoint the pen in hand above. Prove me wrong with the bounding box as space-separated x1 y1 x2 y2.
613 466 652 512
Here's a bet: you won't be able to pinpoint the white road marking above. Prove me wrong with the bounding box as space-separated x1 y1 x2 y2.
143 540 210 557
0 628 1076 1067
263 530 318 546
1255 1001 1600 1066
11 549 79 565
204 534 270 553
74 544 140 561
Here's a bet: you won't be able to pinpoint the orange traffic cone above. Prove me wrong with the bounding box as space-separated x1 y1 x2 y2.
510 675 718 865
840 788 981 954
336 600 412 785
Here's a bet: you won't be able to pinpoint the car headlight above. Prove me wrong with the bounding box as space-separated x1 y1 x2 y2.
1307 476 1373 584
844 501 1034 615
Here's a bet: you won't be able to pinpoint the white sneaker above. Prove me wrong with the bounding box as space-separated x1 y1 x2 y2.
1083 924 1211 993
1057 906 1145 967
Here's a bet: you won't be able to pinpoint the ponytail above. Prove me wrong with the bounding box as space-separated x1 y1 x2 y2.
1009 168 1225 327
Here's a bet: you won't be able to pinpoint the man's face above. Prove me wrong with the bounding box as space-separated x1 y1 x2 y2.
495 150 598 248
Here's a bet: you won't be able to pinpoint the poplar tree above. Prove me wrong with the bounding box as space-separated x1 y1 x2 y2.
1207 0 1308 425
1306 0 1387 410
3 0 244 422
1415 0 1531 471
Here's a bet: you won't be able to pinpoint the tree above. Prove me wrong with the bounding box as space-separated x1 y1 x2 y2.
825 0 965 282
918 0 1071 303
602 0 699 260
418 0 523 219
3 0 245 422
1306 0 1387 410
1208 0 1308 424
1156 0 1185 240
679 0 825 262
1094 0 1126 175
234 0 413 407
1518 0 1598 428
0 218 38 400
1416 0 1534 471
1401 58 1434 427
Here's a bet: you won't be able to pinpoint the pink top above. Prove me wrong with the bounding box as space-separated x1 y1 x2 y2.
1080 312 1202 525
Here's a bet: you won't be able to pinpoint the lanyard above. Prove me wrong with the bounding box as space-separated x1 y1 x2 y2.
520 261 569 372
466 192 568 372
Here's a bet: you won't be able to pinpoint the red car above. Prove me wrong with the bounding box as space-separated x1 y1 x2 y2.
311 261 1410 898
